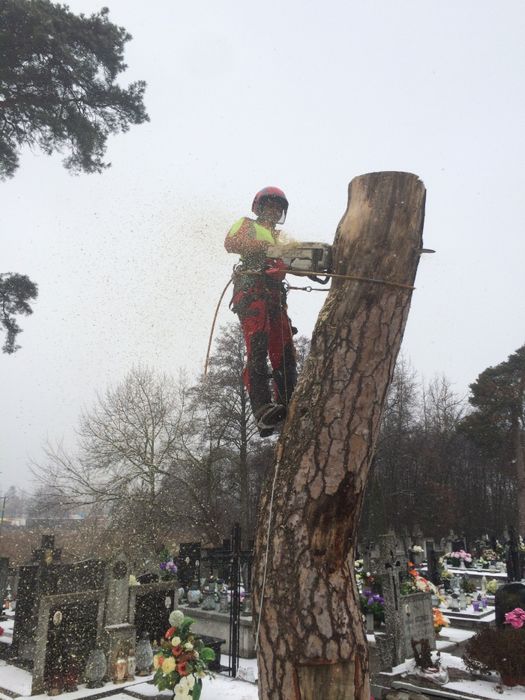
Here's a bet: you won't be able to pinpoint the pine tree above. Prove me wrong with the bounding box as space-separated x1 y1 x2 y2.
462 345 525 536
0 272 38 353
0 0 148 178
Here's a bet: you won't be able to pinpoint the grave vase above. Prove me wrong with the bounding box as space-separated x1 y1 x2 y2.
114 651 127 683
85 647 107 688
459 559 466 570
187 587 202 607
136 634 154 675
127 652 136 680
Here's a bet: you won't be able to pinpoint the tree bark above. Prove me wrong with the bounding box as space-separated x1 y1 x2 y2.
252 172 426 699
513 402 525 538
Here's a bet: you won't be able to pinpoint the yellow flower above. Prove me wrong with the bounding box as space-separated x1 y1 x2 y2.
162 656 176 674
153 654 163 670
171 636 182 647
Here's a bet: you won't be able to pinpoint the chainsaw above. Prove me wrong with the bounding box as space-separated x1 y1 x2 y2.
266 242 332 284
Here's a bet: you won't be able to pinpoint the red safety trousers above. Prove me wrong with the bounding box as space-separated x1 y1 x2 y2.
231 275 297 416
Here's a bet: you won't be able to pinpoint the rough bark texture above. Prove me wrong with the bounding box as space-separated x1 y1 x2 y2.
253 172 426 699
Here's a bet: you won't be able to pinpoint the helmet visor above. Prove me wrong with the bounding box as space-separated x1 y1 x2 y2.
258 196 288 224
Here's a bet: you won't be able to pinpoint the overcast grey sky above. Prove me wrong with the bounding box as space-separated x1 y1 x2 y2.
1 0 524 490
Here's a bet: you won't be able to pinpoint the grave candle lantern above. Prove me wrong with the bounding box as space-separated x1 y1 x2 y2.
114 646 127 683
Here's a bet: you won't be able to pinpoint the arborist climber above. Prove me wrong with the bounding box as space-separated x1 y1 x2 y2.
225 186 297 437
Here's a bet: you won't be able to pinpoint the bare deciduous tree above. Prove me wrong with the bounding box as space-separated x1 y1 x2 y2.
32 365 183 559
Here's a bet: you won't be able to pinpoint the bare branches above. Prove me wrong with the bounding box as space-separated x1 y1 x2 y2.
30 324 272 555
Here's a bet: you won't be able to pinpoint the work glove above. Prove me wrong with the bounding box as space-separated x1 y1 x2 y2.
264 257 289 281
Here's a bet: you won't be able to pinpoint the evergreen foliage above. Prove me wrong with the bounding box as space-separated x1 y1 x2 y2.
0 272 38 353
461 345 525 454
0 0 149 178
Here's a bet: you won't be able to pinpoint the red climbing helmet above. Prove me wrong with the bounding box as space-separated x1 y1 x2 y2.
252 186 289 224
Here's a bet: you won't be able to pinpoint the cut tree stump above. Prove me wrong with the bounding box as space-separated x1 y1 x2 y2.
252 172 427 700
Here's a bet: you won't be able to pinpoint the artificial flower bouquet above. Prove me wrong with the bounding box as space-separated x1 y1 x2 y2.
360 589 385 624
401 562 439 596
479 548 498 563
485 579 500 595
153 610 215 699
432 608 450 634
504 607 525 629
445 550 472 567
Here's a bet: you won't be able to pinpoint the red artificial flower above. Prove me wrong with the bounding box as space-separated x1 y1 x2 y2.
171 645 183 657
177 661 189 676
165 626 177 640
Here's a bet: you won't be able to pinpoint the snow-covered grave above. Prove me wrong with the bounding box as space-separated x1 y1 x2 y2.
0 657 259 700
381 651 525 700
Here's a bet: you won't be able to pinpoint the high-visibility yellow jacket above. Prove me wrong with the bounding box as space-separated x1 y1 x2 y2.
225 217 279 269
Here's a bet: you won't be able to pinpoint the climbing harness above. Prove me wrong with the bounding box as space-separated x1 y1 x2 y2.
204 267 415 376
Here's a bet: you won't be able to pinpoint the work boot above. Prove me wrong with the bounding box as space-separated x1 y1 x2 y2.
255 403 287 435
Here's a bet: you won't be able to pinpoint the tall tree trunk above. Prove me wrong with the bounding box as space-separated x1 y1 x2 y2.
239 380 250 543
515 366 525 538
513 420 525 538
253 172 426 700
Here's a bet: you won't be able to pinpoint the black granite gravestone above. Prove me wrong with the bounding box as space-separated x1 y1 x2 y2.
495 582 525 627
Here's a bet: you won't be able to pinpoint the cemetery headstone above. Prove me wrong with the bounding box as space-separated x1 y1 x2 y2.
31 535 62 565
0 557 9 613
495 582 525 627
11 535 64 662
178 543 201 588
452 538 466 552
506 527 522 582
377 534 406 667
375 534 435 671
103 553 135 680
132 581 178 643
427 548 441 586
28 558 106 694
105 553 130 626
400 592 436 654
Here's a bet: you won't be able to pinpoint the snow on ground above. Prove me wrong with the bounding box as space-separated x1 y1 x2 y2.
0 660 33 695
132 677 257 700
391 653 525 700
446 678 525 699
438 627 475 643
1 634 523 700
0 656 258 700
